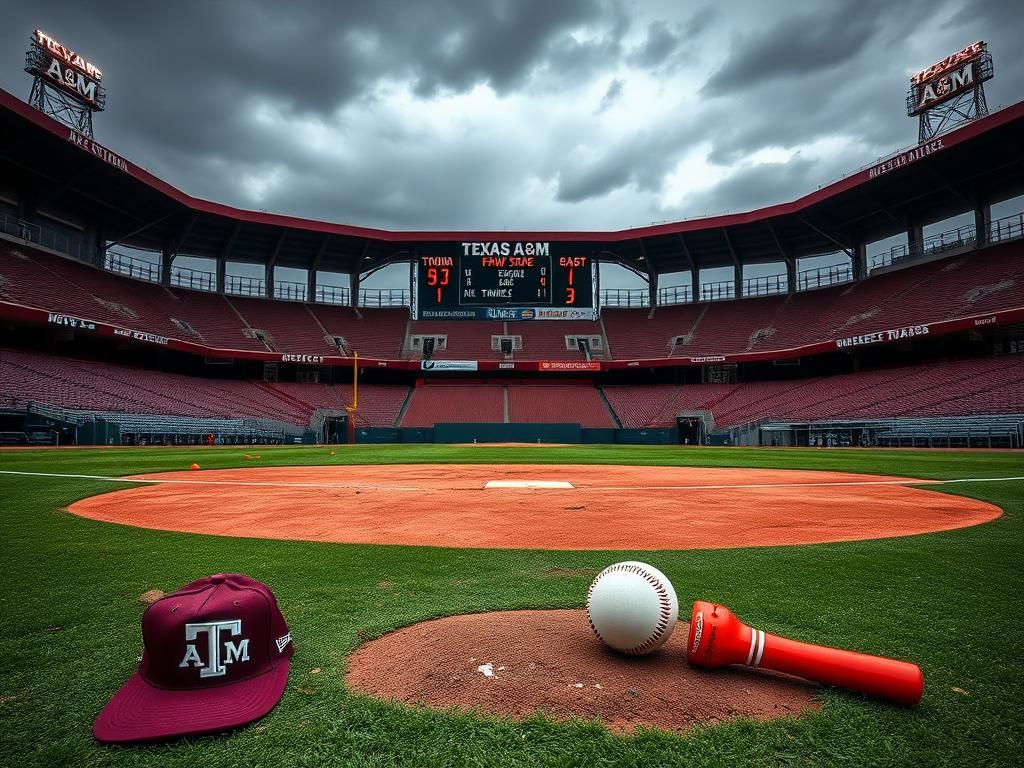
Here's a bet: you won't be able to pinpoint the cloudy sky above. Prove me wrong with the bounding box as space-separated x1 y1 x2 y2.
2 0 1021 287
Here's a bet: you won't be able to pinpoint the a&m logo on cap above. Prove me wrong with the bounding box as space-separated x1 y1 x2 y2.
179 619 250 678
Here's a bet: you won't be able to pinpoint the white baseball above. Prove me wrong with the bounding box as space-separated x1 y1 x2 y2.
586 561 679 655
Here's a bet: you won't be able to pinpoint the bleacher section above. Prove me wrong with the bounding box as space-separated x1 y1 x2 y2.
513 321 606 360
401 383 504 426
0 348 406 427
602 304 704 358
507 384 615 427
2 239 1022 360
310 306 408 358
230 297 333 354
604 356 1024 429
406 321 505 360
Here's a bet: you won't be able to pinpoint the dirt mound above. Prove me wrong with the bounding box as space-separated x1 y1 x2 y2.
346 609 819 733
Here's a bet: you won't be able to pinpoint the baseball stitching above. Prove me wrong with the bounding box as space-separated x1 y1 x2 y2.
586 562 674 655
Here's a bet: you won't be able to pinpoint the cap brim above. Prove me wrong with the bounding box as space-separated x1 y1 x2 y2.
93 660 289 743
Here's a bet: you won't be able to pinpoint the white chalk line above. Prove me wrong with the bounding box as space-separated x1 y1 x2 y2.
1 470 1022 493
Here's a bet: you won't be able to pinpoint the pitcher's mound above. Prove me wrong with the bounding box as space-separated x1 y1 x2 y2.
346 609 819 733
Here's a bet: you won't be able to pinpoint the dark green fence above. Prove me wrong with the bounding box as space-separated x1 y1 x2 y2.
355 423 676 444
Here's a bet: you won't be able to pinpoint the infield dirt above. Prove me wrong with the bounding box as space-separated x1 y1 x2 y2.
68 464 1001 549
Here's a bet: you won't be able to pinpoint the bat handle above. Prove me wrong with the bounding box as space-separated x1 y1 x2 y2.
758 631 923 705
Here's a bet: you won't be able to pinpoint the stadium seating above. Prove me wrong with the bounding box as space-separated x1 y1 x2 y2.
2 239 1022 360
406 320 505 360
601 384 736 427
401 383 504 426
230 297 334 354
310 306 408 358
679 296 785 355
513 321 606 360
0 348 407 427
603 356 1024 428
507 384 615 427
602 304 705 358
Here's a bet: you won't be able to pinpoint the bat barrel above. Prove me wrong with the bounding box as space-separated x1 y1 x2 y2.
758 632 924 706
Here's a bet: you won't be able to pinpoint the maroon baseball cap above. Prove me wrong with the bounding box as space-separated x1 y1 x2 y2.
94 573 293 743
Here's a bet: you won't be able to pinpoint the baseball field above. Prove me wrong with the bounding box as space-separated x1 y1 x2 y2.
0 444 1021 767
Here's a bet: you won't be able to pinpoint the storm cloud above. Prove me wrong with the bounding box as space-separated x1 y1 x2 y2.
1 0 1020 238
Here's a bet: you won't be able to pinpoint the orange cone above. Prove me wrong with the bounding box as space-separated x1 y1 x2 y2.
189 462 201 470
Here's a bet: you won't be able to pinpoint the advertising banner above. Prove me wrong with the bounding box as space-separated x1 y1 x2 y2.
420 360 479 371
539 361 601 372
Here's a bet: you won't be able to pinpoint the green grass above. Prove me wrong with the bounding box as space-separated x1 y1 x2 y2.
0 445 1021 767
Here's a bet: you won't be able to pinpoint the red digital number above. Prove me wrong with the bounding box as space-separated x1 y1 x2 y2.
426 267 450 303
565 287 576 305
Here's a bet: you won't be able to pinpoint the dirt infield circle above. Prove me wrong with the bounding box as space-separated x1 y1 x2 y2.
68 464 1001 549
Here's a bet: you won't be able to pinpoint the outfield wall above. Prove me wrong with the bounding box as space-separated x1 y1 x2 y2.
354 423 676 444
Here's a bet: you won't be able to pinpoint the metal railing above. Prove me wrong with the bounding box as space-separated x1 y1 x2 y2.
0 213 95 262
225 275 266 297
359 288 410 307
988 211 1024 244
701 280 735 302
171 265 217 292
105 251 160 283
600 288 650 308
274 280 307 302
315 285 350 305
797 263 852 291
657 285 692 305
871 225 976 269
743 273 788 297
870 210 1024 269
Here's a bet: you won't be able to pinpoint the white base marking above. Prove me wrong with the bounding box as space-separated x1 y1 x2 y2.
484 480 574 489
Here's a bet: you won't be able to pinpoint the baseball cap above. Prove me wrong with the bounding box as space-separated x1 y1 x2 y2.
94 573 293 743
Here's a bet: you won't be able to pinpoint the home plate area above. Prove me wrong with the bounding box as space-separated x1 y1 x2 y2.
484 480 575 489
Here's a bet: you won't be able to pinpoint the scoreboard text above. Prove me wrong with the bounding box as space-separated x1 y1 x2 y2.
415 242 594 320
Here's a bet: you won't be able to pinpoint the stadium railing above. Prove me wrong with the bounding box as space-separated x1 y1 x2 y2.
359 288 410 307
870 211 1024 270
744 414 1024 449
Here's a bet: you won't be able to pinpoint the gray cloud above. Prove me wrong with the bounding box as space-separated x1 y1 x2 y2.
596 78 624 113
702 0 890 96
0 0 1018 241
627 20 685 68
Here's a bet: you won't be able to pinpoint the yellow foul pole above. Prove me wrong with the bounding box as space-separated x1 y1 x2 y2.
352 351 358 411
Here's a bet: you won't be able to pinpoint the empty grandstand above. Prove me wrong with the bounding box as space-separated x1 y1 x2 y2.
1 85 1023 446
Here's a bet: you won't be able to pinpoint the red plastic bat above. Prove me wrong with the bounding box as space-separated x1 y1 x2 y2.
685 601 923 706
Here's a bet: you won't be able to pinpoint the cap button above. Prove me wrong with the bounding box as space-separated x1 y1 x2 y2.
209 573 227 583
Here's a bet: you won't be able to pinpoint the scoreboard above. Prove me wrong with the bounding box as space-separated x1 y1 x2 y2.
414 242 595 320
